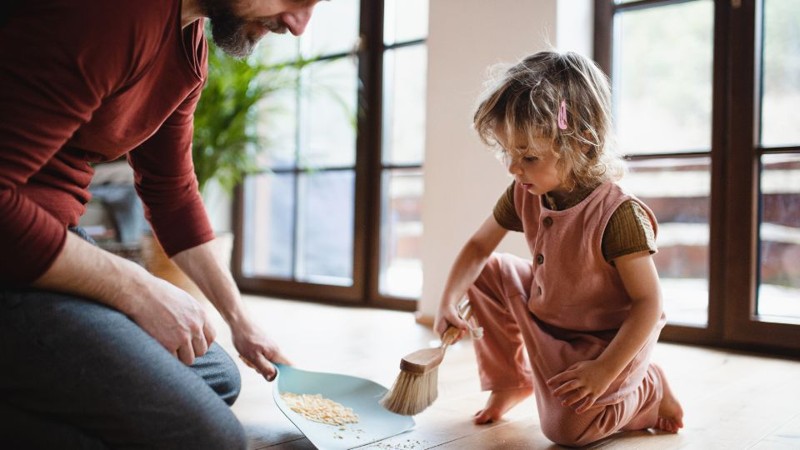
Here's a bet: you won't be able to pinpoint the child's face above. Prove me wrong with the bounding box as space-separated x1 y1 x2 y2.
496 129 565 196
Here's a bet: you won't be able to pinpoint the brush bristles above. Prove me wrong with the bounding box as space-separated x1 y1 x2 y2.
380 369 439 416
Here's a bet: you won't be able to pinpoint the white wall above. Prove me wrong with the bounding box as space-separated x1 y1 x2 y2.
418 0 593 320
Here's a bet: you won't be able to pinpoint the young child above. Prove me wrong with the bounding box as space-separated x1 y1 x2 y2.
434 50 684 447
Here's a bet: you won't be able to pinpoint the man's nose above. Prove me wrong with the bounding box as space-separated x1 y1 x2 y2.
283 7 314 36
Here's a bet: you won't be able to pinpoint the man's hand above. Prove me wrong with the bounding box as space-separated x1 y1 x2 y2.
124 275 216 365
232 319 290 381
32 232 215 365
170 240 293 381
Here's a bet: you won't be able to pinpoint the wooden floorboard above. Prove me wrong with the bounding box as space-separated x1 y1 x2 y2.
205 296 800 450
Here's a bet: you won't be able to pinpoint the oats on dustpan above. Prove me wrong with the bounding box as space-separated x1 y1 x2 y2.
280 392 359 426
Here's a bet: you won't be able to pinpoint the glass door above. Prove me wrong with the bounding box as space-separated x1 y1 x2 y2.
596 0 800 353
755 0 800 322
724 0 800 350
235 0 363 301
607 0 717 334
375 0 428 304
232 0 429 310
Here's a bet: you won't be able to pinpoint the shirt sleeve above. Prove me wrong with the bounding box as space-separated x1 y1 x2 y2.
602 200 657 262
493 181 524 232
128 82 215 257
0 3 135 284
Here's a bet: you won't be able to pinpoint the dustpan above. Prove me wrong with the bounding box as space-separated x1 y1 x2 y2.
273 363 415 449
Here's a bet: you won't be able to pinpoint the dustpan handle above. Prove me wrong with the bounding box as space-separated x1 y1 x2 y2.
458 300 472 321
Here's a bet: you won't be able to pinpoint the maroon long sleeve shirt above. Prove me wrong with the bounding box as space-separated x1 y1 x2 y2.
0 0 214 284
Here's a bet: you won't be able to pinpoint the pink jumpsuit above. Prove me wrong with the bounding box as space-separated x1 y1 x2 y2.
469 182 666 446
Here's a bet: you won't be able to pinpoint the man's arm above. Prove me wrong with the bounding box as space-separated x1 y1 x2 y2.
0 1 158 284
172 241 290 380
32 232 215 365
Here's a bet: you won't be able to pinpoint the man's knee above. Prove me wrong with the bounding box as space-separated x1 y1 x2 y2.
193 343 242 406
185 416 247 450
152 403 246 450
217 369 242 406
0 403 108 450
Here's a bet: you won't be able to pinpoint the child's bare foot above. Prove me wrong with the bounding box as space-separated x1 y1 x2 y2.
652 364 684 433
474 386 533 424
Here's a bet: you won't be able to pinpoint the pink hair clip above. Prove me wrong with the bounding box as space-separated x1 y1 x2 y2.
557 99 568 130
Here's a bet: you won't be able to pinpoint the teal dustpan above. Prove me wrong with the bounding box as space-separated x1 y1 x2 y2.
273 363 415 449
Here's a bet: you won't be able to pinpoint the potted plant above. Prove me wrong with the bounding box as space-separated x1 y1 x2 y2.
111 40 333 293
181 38 349 277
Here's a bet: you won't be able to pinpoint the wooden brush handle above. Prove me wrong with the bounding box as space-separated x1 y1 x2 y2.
440 326 461 347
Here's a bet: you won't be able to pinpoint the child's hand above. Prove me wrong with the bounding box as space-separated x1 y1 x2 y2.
434 301 470 343
546 360 616 414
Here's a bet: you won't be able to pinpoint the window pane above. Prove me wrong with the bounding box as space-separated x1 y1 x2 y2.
256 74 298 170
259 33 300 65
758 153 800 321
382 45 427 165
619 158 711 326
760 0 800 147
242 173 295 279
302 0 360 57
615 0 714 154
379 169 423 298
300 58 358 168
260 0 359 62
296 170 354 285
384 0 429 45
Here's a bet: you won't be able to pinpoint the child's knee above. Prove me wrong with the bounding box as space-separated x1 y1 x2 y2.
541 425 594 447
540 408 609 447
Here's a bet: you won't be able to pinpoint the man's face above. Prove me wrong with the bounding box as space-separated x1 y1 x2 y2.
201 0 320 58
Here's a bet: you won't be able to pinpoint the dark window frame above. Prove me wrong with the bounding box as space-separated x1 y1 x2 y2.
231 0 422 312
594 0 800 356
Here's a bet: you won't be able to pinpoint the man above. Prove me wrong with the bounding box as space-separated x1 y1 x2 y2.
0 0 323 448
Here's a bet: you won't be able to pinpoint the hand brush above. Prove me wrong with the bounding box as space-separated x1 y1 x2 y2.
381 301 474 416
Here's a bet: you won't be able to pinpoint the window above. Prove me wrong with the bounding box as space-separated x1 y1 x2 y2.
612 0 715 328
596 0 800 353
232 0 428 311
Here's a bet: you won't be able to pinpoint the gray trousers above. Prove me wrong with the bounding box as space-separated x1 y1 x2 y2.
0 233 247 449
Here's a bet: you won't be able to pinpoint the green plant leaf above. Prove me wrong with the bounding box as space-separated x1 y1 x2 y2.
192 34 350 195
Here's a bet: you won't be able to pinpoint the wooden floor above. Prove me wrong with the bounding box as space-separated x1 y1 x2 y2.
207 295 800 450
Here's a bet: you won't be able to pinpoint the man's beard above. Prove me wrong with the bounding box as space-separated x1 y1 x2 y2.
201 0 288 59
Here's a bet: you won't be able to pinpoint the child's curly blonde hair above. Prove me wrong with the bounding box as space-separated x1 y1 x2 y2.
473 51 624 192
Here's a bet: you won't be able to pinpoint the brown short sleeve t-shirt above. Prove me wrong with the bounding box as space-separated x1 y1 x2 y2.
493 182 524 232
492 182 656 261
